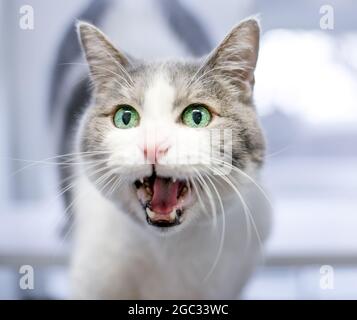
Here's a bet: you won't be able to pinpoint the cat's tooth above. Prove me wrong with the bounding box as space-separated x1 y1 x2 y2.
172 178 176 183
146 208 156 220
140 178 144 183
170 209 176 220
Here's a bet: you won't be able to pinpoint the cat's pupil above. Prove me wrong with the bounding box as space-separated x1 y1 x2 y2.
122 111 131 125
192 110 202 124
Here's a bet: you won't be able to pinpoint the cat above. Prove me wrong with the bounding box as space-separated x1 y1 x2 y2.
68 17 271 299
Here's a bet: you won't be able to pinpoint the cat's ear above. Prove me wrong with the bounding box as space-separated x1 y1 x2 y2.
199 18 260 98
77 21 131 88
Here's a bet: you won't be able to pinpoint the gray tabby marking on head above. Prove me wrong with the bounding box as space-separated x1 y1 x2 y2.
77 18 264 169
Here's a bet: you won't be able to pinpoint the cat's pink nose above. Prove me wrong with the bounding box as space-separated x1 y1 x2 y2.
143 145 169 164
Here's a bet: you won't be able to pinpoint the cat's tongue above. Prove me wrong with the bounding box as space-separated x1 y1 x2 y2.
150 177 180 215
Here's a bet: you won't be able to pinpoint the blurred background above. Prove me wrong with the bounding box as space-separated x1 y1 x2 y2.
0 0 357 299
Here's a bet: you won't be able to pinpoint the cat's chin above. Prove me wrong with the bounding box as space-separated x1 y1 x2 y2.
133 171 194 229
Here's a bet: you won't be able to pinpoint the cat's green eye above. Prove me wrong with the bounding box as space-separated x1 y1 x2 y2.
181 104 212 128
113 105 140 129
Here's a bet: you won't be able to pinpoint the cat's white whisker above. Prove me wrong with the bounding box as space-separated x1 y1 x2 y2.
189 177 205 212
8 150 111 177
211 166 265 260
209 158 273 209
46 162 115 237
52 167 119 260
194 169 218 229
202 172 226 283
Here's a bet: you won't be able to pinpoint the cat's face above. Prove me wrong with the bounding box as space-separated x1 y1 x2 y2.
76 19 265 233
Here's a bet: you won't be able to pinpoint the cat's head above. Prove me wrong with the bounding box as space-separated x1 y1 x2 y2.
76 18 265 234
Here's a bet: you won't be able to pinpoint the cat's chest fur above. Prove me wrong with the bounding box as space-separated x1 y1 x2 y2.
69 174 270 299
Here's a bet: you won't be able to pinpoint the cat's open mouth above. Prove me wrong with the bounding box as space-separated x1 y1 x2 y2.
134 172 193 228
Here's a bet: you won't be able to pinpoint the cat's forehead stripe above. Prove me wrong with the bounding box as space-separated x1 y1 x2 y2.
143 71 176 114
